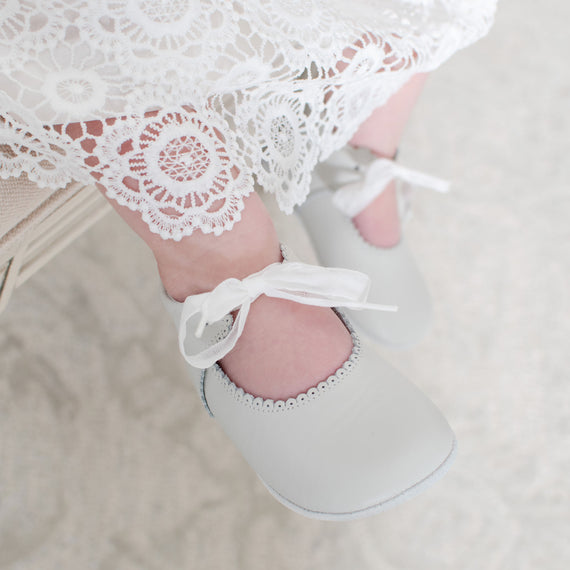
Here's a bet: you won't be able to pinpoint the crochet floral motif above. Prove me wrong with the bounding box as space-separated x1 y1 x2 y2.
0 0 496 239
94 107 252 238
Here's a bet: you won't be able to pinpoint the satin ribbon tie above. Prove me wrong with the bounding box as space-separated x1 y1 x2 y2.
179 261 398 369
332 157 450 218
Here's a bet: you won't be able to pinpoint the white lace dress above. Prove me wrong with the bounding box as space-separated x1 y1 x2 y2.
0 0 496 240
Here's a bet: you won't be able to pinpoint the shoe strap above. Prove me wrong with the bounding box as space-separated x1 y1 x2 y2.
331 154 450 218
178 261 397 369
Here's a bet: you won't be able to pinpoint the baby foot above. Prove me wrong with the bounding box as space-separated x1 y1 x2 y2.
220 295 353 400
351 181 401 248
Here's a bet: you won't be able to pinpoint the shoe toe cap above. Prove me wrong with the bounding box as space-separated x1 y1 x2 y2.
206 337 455 520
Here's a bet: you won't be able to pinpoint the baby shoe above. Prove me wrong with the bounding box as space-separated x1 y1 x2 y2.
162 246 456 520
297 146 449 348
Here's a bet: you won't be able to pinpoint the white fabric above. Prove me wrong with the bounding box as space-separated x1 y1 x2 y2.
178 261 397 368
0 0 496 239
332 157 450 217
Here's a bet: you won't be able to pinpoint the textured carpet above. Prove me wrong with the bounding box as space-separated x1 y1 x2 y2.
1 2 569 569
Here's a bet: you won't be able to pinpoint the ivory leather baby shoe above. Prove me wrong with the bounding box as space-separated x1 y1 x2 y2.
162 246 456 520
297 146 449 348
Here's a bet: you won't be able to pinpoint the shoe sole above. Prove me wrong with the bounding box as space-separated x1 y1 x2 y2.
258 436 457 521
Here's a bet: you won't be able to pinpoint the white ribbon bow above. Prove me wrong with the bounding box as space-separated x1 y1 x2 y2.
332 157 450 218
179 261 397 369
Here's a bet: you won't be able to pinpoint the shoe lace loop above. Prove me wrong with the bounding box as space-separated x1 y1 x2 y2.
178 262 397 369
332 157 450 218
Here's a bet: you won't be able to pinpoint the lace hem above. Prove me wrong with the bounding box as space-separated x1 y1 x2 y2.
0 0 497 239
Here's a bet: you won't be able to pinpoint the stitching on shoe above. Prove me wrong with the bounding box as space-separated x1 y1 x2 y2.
213 331 361 413
206 309 362 414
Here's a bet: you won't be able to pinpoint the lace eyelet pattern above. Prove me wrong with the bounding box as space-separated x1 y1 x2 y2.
0 1 496 239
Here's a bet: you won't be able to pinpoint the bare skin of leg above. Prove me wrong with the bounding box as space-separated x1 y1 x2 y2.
348 73 428 248
60 73 426 399
102 191 353 400
63 115 353 400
